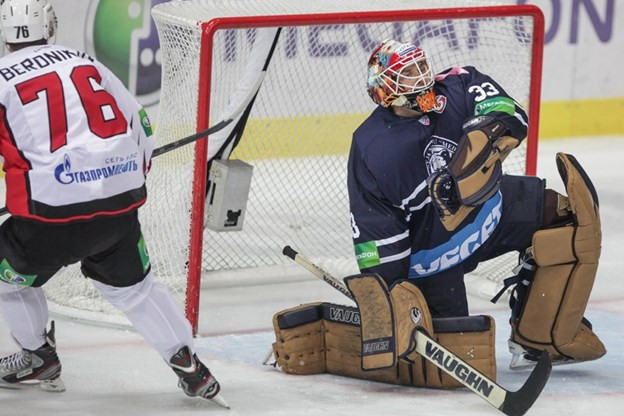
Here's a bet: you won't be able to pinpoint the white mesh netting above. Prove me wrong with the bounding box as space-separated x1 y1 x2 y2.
41 0 540 325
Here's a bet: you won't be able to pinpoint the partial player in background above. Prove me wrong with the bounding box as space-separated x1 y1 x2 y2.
0 0 227 407
347 39 605 368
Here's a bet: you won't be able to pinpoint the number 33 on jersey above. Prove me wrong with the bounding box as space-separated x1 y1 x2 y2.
0 44 154 222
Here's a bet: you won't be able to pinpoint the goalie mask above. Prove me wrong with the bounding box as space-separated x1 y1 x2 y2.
0 0 57 45
367 39 436 112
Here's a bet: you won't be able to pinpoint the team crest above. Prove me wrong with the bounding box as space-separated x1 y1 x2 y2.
431 95 447 113
423 135 457 175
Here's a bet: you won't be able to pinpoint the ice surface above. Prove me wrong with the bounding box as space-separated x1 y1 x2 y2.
1 137 623 416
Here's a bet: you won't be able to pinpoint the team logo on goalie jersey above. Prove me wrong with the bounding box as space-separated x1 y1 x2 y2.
423 136 457 175
432 95 447 113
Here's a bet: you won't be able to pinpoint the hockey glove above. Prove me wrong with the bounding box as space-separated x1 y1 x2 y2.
428 115 520 230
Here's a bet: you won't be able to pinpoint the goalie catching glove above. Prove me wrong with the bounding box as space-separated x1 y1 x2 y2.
428 115 520 231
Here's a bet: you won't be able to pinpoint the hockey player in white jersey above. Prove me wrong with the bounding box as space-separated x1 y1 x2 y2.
0 0 227 408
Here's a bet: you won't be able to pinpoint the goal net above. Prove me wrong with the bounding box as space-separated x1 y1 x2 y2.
41 0 543 331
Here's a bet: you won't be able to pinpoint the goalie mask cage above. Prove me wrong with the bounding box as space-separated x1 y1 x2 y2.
41 0 543 333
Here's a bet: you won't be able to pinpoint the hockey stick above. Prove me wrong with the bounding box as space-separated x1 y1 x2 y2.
152 71 265 158
282 245 552 416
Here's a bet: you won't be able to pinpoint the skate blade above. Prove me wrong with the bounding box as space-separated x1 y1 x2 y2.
262 347 275 366
0 377 65 393
510 355 575 371
508 338 542 370
508 339 578 370
509 353 540 370
208 393 230 409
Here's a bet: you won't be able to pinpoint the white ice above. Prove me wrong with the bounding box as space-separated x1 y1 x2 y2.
1 137 623 416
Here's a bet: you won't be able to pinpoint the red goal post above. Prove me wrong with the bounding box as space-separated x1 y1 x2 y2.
149 1 545 334
116 1 546 334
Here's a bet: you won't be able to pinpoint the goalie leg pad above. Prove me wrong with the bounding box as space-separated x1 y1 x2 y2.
272 303 496 389
324 318 405 385
272 303 326 375
428 315 497 388
272 302 401 383
512 153 605 362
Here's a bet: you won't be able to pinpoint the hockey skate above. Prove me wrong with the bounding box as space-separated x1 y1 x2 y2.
508 338 573 370
0 321 65 392
169 346 229 409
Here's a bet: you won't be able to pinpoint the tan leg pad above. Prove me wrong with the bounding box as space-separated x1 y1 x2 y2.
272 303 326 375
325 319 403 384
273 303 496 389
427 315 497 388
514 153 605 361
555 153 601 264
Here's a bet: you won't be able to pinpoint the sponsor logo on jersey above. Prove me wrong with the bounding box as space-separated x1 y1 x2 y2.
409 192 502 277
54 154 139 185
139 108 153 137
0 259 37 287
475 96 515 116
354 240 381 269
418 115 430 126
137 234 151 273
86 0 168 106
423 135 457 176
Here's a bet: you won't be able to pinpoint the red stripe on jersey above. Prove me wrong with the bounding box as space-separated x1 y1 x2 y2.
0 105 31 217
16 198 146 223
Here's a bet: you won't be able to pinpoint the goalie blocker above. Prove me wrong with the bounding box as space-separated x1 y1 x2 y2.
272 280 496 389
428 115 520 231
506 153 606 365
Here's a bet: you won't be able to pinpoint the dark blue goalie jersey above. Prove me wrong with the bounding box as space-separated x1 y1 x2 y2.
347 66 528 283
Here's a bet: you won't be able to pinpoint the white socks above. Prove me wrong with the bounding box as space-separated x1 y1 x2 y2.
0 287 48 350
0 272 193 361
93 273 193 360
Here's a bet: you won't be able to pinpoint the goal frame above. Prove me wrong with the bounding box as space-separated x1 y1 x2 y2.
182 5 544 334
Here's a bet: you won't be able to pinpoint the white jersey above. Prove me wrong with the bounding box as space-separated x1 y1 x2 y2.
0 44 154 222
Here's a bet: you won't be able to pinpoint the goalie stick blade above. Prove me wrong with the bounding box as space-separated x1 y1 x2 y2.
414 330 551 416
500 352 552 416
